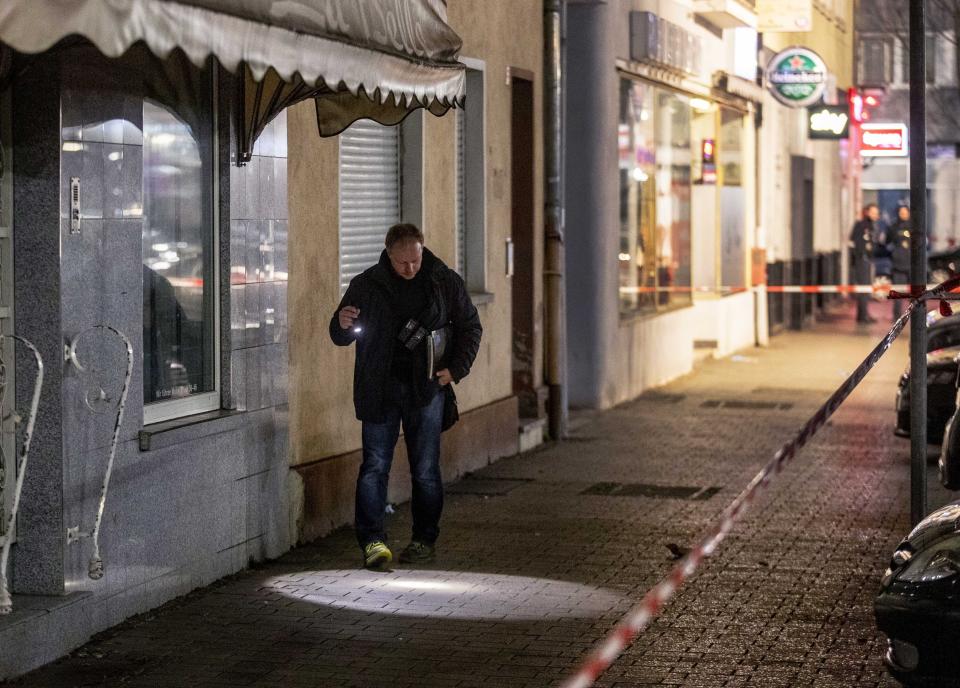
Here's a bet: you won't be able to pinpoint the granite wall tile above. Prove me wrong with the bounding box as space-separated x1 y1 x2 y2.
80 142 104 220
120 144 143 219
61 218 105 334
102 144 124 220
273 220 288 282
229 162 244 221
257 155 276 220
260 282 276 345
230 349 247 411
273 283 287 344
245 220 261 283
242 156 261 220
61 87 84 142
230 284 245 344
273 109 288 158
121 95 143 147
230 220 247 285
14 65 66 594
60 142 82 222
274 157 288 221
244 346 262 411
243 282 262 349
260 219 274 282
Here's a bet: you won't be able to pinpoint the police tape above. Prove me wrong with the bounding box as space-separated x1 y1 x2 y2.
620 283 953 295
559 274 960 688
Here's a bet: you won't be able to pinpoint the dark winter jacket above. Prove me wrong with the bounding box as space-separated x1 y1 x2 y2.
849 218 875 285
329 248 483 422
888 219 913 274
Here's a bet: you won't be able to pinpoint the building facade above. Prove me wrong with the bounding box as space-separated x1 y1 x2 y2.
0 0 473 678
760 0 857 332
565 0 762 409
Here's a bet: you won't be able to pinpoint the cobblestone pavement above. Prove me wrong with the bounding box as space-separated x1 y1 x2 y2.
7 304 953 688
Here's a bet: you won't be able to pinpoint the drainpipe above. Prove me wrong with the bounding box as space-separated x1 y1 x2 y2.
544 0 567 440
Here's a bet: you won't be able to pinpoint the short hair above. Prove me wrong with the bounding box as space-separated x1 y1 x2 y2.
863 203 878 215
385 223 424 250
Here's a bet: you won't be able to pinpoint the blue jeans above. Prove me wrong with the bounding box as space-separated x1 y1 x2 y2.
356 379 444 548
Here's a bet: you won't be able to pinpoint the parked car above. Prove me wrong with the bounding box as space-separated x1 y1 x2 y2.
875 501 960 686
928 247 960 285
895 314 960 444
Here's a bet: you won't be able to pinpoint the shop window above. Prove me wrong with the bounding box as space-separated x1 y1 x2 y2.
142 71 218 422
456 65 486 292
719 108 745 291
618 78 692 314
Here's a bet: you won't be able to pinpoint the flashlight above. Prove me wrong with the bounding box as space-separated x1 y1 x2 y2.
353 325 363 334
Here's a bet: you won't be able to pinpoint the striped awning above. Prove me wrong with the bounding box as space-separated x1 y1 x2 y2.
0 0 465 157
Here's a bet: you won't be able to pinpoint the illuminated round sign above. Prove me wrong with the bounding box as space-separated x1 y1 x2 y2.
766 47 828 108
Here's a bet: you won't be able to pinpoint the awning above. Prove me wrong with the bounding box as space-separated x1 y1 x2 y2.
0 0 466 160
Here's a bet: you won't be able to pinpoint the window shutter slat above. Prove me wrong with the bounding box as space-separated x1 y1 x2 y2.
339 121 401 293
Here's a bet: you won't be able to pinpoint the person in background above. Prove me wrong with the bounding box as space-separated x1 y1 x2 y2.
888 205 912 320
873 212 892 282
850 204 878 324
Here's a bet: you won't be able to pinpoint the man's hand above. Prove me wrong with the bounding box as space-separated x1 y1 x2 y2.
436 369 453 386
338 305 360 330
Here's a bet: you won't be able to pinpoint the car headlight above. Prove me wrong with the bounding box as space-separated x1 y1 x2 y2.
897 535 960 583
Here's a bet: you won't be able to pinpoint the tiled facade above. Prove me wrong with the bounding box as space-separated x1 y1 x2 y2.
0 49 291 678
229 110 289 413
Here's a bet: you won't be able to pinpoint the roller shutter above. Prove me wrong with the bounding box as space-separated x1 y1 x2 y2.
339 121 400 293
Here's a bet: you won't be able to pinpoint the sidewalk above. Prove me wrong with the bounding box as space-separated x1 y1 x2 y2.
4 304 946 687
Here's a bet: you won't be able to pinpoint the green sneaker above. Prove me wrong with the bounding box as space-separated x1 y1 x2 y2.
398 541 435 564
363 541 392 569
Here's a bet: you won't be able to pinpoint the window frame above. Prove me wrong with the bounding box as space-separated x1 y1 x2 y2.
456 57 488 294
858 34 894 87
142 74 222 426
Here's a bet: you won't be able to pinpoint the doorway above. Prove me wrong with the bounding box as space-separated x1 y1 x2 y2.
510 74 539 418
789 155 814 329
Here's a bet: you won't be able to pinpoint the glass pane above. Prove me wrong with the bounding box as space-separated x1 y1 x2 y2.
618 79 656 312
654 90 692 309
142 86 215 405
720 108 745 290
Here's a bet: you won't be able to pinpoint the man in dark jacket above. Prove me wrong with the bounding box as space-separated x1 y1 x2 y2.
330 223 482 569
888 205 912 319
849 204 878 324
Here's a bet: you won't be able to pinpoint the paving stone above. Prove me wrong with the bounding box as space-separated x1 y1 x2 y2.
5 305 937 687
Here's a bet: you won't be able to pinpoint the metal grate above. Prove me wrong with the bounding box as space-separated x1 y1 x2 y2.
701 400 793 410
581 482 723 500
639 391 685 403
447 477 532 496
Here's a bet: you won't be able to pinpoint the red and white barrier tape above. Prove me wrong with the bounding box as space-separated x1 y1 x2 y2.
621 283 960 295
560 274 960 688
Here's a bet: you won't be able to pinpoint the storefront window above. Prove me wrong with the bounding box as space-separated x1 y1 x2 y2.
142 80 216 411
618 78 692 313
719 108 745 290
